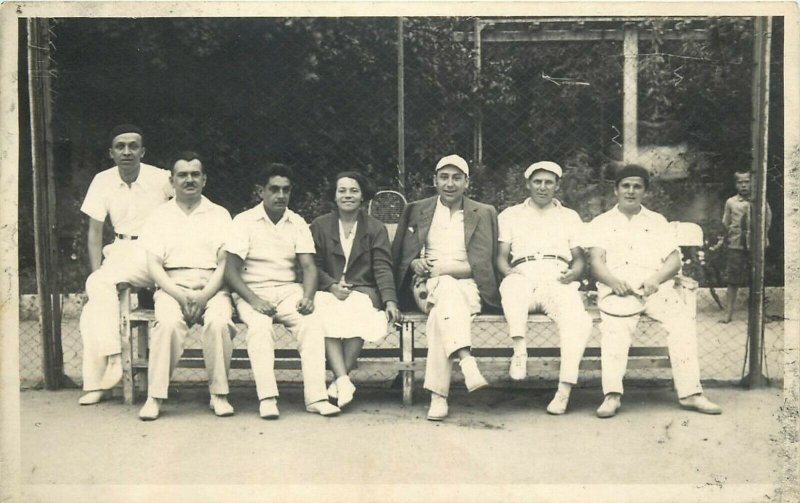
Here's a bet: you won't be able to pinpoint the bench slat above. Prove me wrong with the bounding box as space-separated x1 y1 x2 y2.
411 346 669 358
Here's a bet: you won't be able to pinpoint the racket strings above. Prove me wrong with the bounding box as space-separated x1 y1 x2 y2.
369 190 406 224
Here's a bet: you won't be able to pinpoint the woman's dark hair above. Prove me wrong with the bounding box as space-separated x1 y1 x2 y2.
333 171 376 202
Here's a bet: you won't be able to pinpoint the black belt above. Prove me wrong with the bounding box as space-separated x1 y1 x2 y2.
510 255 569 268
115 233 138 240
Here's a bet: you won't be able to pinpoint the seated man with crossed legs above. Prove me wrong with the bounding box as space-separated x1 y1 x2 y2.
392 155 501 421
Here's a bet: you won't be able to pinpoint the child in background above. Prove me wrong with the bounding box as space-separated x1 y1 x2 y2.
720 170 772 323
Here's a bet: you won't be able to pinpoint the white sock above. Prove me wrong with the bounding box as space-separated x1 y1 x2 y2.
512 337 527 356
557 382 573 396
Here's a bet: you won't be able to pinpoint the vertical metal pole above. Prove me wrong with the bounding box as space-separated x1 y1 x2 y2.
622 25 639 164
397 17 406 193
28 18 63 390
745 16 771 388
473 19 483 167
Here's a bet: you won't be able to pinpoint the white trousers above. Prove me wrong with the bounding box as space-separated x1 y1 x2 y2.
599 283 703 398
235 283 328 406
421 276 482 398
80 240 153 391
499 273 592 384
147 288 235 399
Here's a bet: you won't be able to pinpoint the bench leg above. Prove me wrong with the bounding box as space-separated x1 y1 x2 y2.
401 321 415 406
402 371 414 406
134 322 149 398
119 289 135 405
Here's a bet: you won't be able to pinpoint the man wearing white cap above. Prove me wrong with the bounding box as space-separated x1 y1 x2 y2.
496 161 592 414
78 124 173 405
392 154 501 421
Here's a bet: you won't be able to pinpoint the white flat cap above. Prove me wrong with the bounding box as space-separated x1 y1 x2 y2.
435 154 470 176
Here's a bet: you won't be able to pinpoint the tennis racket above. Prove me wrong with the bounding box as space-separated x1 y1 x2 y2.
597 289 647 317
368 190 407 243
368 190 406 223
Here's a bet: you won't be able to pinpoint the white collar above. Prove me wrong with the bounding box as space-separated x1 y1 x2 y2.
611 203 656 220
170 195 212 215
258 204 293 225
435 196 464 215
522 197 563 211
115 165 144 187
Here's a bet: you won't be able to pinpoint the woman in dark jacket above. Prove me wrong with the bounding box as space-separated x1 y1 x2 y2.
309 171 401 408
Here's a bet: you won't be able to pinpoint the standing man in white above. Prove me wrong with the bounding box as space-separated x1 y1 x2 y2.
496 161 592 415
137 152 236 420
588 164 721 418
225 163 340 419
78 125 172 405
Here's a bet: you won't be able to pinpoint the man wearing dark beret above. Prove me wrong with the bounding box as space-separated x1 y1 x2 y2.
586 164 721 418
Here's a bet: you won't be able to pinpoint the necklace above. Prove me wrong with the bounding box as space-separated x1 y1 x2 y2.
340 219 356 238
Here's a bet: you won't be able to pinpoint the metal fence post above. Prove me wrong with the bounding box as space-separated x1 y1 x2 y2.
744 16 772 388
473 18 483 167
397 17 405 193
28 17 65 390
622 24 639 164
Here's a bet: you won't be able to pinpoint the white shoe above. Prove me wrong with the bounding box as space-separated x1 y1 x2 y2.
546 391 570 415
99 354 123 389
138 397 161 421
596 394 622 418
78 390 108 405
459 356 489 392
679 394 722 415
327 381 338 400
426 393 448 421
509 352 528 380
209 394 235 417
306 400 341 416
259 398 280 419
336 376 356 408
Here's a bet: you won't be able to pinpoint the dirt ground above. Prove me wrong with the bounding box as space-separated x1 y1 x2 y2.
19 384 785 503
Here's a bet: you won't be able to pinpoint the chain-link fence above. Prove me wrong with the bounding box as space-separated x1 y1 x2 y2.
18 17 784 390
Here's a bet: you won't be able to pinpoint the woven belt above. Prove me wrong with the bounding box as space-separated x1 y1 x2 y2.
115 233 139 240
510 255 569 268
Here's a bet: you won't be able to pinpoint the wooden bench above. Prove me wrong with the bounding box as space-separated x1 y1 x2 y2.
118 288 415 405
119 222 701 406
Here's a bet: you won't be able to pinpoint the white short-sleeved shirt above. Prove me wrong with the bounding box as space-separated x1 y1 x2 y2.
226 205 316 288
139 196 232 270
498 198 584 262
80 163 173 236
425 197 469 264
587 205 679 287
